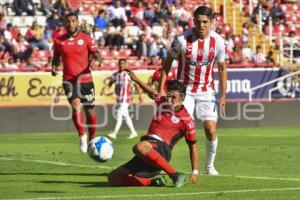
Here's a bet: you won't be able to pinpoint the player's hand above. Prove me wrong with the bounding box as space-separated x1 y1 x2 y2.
51 67 59 76
190 174 198 184
219 95 226 117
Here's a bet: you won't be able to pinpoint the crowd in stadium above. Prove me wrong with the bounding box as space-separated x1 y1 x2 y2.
0 0 299 71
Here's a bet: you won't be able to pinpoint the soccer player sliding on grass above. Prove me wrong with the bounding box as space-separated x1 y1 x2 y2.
108 70 199 187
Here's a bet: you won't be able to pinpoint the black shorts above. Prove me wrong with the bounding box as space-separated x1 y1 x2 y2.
121 136 172 178
62 81 95 109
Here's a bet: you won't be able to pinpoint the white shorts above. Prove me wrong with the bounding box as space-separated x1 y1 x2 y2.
183 92 218 122
114 103 130 119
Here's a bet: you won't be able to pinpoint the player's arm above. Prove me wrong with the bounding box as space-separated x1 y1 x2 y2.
134 83 143 103
158 36 180 93
91 51 103 67
158 54 174 93
218 62 227 116
100 78 114 96
125 69 158 98
51 51 61 77
187 141 199 183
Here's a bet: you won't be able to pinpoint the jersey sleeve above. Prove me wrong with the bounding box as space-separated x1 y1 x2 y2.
182 116 197 143
86 35 98 52
168 36 181 59
53 39 61 55
216 37 226 63
111 72 117 82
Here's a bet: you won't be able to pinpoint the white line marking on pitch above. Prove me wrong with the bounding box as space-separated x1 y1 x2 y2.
0 157 113 169
1 157 300 182
4 187 300 200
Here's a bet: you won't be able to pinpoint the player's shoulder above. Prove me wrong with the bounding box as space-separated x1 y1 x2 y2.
176 28 194 42
210 30 225 43
55 33 68 43
78 31 92 40
177 106 193 119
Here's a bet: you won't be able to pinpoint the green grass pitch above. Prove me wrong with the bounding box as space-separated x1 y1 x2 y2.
0 127 300 200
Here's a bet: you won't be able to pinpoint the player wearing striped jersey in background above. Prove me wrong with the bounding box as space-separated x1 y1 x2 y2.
159 6 227 175
100 58 142 139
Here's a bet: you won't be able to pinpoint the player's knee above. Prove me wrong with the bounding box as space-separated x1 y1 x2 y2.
133 141 151 155
204 125 216 135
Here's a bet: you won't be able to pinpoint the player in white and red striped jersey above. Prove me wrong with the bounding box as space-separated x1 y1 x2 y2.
159 6 227 176
100 58 143 139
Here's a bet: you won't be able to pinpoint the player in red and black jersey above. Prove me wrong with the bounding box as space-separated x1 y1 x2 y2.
51 13 102 153
108 70 199 187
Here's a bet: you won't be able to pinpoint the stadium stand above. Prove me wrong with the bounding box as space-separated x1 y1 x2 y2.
0 0 299 71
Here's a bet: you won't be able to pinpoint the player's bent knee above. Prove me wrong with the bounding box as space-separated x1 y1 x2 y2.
133 141 152 155
107 171 122 186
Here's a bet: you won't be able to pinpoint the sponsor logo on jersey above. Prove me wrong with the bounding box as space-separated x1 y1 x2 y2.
187 59 212 67
171 116 180 124
77 39 84 45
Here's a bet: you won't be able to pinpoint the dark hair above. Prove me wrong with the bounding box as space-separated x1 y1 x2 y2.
193 6 214 19
65 12 78 20
166 80 186 97
118 58 127 64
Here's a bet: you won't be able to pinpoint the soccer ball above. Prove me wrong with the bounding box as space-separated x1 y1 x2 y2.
88 136 114 162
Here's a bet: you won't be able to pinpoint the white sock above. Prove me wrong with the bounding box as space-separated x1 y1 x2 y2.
125 116 137 135
111 116 122 136
205 137 218 167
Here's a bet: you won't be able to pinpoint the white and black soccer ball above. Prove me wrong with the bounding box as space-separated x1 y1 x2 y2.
88 136 114 162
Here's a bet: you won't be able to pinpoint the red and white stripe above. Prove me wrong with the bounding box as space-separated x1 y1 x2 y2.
114 71 132 104
177 30 218 94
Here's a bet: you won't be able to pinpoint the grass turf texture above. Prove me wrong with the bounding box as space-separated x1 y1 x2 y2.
0 127 300 200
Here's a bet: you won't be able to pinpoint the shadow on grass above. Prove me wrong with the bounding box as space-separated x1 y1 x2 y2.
0 172 108 177
26 190 65 194
39 180 111 187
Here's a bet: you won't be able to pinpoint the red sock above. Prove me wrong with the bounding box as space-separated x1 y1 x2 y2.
144 148 176 175
72 112 84 136
86 114 97 141
120 174 152 186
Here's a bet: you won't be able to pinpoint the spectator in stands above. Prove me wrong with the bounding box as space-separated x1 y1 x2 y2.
144 2 156 26
135 33 148 60
40 0 53 16
52 22 66 39
80 19 92 34
13 0 35 16
94 9 108 31
53 0 72 16
253 45 266 64
3 23 20 42
3 57 18 70
108 0 127 28
149 34 167 63
11 34 32 62
24 57 39 69
224 32 234 53
25 21 47 50
242 44 253 62
229 46 243 64
251 2 268 25
0 12 6 32
284 31 300 58
46 10 62 30
0 35 11 59
131 0 145 28
153 1 170 22
242 22 250 46
269 1 286 25
170 0 191 30
105 25 125 50
266 50 276 65
91 25 105 48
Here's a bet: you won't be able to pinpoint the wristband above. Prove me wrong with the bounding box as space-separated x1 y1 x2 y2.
192 170 199 175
